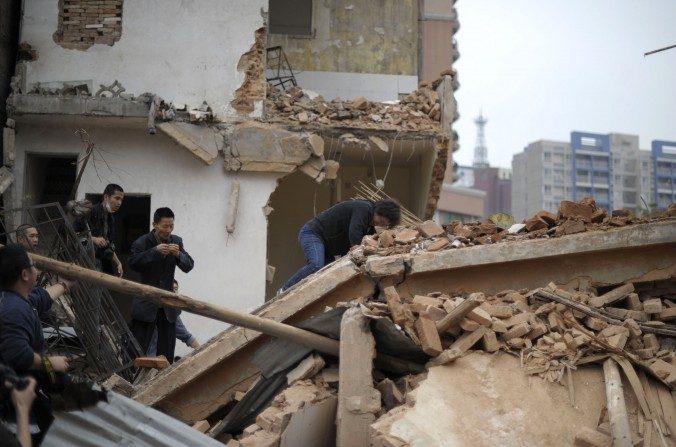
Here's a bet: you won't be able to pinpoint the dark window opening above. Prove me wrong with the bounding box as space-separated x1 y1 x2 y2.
269 0 313 36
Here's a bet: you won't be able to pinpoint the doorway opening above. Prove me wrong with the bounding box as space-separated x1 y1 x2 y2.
85 193 151 320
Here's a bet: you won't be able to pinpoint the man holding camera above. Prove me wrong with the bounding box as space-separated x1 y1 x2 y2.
76 183 124 277
0 244 76 444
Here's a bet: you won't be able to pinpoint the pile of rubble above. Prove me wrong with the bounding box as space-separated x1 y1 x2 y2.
351 199 676 260
224 275 675 446
231 378 338 446
368 281 674 384
264 74 454 132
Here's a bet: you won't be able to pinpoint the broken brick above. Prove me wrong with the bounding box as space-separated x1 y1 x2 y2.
466 307 493 327
394 228 419 244
558 200 594 222
412 295 444 308
503 312 534 328
625 293 643 311
415 313 443 356
584 317 608 331
524 216 548 232
482 304 514 319
643 333 660 351
418 220 445 238
555 219 586 236
378 230 395 248
658 307 676 321
383 287 410 327
426 237 449 251
502 322 531 341
643 298 663 314
459 318 481 332
482 330 501 353
536 210 558 226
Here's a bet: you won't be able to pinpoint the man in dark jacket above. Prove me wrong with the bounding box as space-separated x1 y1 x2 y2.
281 199 400 291
74 183 125 277
128 207 194 363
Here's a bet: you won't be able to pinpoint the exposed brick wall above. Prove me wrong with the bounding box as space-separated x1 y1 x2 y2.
53 0 123 50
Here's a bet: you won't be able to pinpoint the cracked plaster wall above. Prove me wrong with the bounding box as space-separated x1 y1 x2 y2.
12 117 282 353
268 0 418 76
20 0 266 120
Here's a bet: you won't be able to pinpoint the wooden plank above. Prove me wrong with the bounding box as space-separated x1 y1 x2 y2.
428 326 488 367
436 293 484 333
17 245 341 357
599 283 635 305
535 290 676 337
337 307 380 447
602 358 632 447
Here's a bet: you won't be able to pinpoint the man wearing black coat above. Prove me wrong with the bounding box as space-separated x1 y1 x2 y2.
281 199 400 291
129 207 194 363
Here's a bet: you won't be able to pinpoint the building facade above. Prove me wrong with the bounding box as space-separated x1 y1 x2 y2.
435 182 486 224
1 0 459 348
653 140 676 209
512 131 673 220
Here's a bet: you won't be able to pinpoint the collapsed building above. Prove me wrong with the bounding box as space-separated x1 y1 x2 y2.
1 1 675 447
1 0 460 347
121 199 675 446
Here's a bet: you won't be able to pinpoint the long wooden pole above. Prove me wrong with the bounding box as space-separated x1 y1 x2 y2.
17 249 340 357
603 358 633 447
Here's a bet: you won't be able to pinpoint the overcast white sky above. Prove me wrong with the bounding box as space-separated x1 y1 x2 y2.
453 0 676 169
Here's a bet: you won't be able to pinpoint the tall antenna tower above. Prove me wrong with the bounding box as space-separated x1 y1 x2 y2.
473 112 489 168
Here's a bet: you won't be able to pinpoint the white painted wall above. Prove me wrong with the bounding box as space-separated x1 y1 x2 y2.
21 0 266 120
13 117 280 352
293 71 418 102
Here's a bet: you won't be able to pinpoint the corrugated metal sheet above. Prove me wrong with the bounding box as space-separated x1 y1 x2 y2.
43 391 221 447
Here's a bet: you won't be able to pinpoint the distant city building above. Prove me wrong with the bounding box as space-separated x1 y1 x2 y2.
512 131 675 220
438 112 512 220
473 166 512 216
435 183 486 224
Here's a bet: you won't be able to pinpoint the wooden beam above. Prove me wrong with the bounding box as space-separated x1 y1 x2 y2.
436 293 483 333
535 289 676 337
603 358 632 447
134 257 367 415
337 307 380 447
3 246 340 357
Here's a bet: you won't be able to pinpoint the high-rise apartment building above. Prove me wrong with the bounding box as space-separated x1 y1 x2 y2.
653 140 676 209
512 131 674 220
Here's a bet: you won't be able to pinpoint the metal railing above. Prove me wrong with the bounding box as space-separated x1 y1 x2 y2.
1 203 141 381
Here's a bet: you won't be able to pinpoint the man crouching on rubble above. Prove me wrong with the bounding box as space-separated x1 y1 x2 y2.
129 207 194 363
280 199 401 292
0 244 75 443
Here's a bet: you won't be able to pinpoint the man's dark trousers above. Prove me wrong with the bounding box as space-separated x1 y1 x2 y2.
130 310 176 362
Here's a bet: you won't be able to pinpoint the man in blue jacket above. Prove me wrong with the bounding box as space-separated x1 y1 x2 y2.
281 199 400 292
129 207 194 363
0 244 75 443
0 244 73 377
